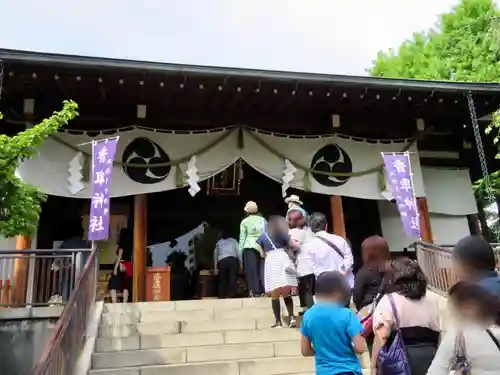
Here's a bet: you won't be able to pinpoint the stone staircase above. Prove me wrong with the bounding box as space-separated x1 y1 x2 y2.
88 297 370 375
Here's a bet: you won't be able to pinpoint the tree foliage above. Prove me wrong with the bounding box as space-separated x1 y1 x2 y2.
0 101 79 238
370 0 500 211
370 0 500 82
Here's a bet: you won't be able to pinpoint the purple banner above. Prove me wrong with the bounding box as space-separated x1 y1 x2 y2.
88 137 119 241
382 152 421 238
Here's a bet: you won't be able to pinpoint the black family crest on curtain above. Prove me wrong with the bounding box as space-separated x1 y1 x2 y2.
122 137 171 184
310 144 353 187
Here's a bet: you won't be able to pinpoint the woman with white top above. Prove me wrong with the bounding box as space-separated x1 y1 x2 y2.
426 282 500 375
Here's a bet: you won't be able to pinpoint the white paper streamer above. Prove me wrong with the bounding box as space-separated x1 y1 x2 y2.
281 159 297 197
186 155 201 197
67 152 84 195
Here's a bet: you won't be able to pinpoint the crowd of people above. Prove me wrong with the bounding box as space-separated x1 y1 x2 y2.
213 195 500 375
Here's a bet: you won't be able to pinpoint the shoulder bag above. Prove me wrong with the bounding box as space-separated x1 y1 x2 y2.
378 294 412 375
316 234 344 259
357 272 388 337
449 330 470 375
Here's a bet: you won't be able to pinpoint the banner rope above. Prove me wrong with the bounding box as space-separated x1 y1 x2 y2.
52 127 237 168
50 125 427 191
245 129 420 178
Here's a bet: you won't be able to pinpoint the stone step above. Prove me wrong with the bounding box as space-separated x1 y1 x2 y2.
98 316 298 337
89 356 315 375
101 303 301 325
104 297 301 313
96 328 300 352
92 341 306 369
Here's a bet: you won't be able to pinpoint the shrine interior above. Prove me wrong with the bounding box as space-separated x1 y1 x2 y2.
35 160 385 301
36 161 382 269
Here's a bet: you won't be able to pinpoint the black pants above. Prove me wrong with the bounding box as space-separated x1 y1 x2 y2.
243 248 264 295
218 256 239 298
298 274 315 309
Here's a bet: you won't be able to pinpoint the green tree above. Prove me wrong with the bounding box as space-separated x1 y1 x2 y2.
0 101 78 238
370 0 500 239
370 0 500 82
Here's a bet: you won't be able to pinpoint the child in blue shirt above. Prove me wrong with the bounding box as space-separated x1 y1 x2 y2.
300 271 365 375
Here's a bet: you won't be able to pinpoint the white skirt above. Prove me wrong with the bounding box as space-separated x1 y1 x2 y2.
264 249 298 293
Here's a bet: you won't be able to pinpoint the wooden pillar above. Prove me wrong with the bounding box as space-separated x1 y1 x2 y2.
417 197 433 244
330 196 346 239
12 236 31 305
11 100 36 305
133 195 147 302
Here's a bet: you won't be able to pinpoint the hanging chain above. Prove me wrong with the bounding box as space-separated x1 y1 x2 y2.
0 59 4 103
467 91 499 237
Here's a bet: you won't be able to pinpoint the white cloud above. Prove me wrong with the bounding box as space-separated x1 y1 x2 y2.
0 0 466 75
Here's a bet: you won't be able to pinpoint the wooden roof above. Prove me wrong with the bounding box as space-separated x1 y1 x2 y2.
0 49 499 181
0 49 499 138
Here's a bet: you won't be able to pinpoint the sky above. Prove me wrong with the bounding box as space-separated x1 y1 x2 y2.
0 0 466 76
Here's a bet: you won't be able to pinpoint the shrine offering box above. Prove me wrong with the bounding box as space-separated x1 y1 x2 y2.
146 267 171 301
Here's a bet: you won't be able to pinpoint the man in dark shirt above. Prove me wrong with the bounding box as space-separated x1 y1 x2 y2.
453 235 500 297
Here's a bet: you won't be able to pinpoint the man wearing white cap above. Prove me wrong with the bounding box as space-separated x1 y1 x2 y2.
239 201 267 297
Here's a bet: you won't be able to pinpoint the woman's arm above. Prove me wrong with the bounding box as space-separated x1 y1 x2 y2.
352 268 367 311
425 330 456 375
370 295 394 374
371 322 389 372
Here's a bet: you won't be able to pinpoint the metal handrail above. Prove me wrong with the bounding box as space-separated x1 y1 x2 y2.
31 246 98 375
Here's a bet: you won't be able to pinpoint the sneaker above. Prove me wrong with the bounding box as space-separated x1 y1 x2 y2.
288 318 297 328
270 321 282 328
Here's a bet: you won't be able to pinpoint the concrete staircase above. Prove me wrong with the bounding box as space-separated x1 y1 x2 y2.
88 298 370 375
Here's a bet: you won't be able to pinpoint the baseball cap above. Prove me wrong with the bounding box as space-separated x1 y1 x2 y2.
315 271 351 304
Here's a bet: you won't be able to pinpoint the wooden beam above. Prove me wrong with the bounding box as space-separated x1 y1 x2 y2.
417 197 433 243
330 195 346 239
133 194 147 302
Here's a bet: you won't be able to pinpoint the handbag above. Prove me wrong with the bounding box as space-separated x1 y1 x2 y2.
265 232 297 275
449 331 470 375
378 294 412 375
357 292 381 337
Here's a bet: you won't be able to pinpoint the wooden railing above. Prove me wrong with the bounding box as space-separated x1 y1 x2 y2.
0 248 92 307
412 241 500 295
31 247 98 375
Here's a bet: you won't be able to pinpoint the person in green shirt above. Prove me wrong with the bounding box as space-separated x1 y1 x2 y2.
239 201 267 297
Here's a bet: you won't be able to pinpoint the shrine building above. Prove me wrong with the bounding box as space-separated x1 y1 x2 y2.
0 48 499 301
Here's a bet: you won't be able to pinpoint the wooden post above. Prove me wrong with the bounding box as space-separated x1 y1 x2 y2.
417 197 433 244
133 195 147 302
467 214 482 236
12 236 31 305
11 101 36 306
330 196 346 239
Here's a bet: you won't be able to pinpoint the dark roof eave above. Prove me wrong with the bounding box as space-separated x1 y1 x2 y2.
1 48 500 94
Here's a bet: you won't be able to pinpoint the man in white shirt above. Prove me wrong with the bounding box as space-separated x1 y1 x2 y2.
301 212 354 299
